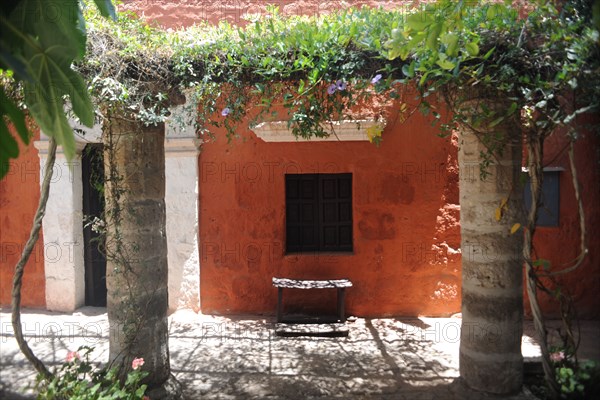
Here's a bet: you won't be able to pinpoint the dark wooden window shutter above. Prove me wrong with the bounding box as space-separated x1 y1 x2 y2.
286 173 353 252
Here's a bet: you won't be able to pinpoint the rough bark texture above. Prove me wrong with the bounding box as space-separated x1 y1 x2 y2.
103 115 174 394
457 99 524 394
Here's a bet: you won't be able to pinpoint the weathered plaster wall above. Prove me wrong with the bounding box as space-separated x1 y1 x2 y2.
0 130 46 308
119 0 463 318
199 104 462 317
528 125 600 319
123 0 599 318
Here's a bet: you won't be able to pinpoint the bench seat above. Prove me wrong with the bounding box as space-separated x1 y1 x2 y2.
272 277 352 324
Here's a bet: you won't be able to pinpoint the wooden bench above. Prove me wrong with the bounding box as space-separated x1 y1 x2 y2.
272 277 353 323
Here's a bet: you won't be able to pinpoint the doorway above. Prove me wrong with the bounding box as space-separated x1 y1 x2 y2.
82 144 107 307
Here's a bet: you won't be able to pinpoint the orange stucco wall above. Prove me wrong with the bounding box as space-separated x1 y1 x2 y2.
120 0 414 28
199 104 462 317
123 0 464 318
198 107 599 318
0 129 45 308
527 123 600 319
121 0 599 318
2 0 596 319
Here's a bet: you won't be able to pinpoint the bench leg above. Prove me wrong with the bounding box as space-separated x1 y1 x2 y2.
337 288 346 322
277 287 283 322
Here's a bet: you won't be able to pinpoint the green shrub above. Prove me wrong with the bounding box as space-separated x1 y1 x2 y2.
550 349 600 399
35 346 148 400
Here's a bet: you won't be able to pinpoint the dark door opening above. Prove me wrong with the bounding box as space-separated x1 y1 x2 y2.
82 144 107 307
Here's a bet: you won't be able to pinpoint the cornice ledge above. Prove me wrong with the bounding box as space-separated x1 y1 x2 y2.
252 119 386 142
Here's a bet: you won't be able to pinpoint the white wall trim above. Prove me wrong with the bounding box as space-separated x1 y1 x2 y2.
251 119 385 142
165 137 202 157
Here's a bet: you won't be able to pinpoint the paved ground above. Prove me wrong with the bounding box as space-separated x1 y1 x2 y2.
1 307 598 399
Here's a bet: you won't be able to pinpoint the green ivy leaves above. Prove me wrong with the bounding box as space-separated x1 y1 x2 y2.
384 0 488 92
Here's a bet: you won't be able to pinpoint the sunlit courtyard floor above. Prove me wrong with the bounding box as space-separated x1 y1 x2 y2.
1 307 598 399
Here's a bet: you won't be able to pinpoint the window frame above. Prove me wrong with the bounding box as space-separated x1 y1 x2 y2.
523 168 562 227
285 173 353 253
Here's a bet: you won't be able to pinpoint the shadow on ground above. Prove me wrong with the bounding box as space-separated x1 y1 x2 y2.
166 313 533 399
4 308 594 399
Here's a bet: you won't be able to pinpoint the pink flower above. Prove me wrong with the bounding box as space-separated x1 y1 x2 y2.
550 351 565 363
143 396 150 400
66 351 80 362
132 357 145 370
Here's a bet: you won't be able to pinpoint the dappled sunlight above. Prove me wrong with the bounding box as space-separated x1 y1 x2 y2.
1 308 569 398
167 312 459 397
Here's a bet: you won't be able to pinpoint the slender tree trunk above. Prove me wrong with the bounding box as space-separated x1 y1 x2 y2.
11 138 57 380
103 113 179 397
523 132 561 397
457 98 524 394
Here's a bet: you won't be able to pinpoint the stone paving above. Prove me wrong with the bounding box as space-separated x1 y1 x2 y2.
1 307 598 399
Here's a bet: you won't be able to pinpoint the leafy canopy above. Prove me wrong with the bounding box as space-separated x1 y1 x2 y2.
1 1 598 177
83 1 598 143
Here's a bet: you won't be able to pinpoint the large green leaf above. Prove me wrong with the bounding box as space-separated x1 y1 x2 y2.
0 119 19 158
0 0 112 173
10 0 87 60
0 84 31 180
23 27 94 159
0 14 30 79
92 0 116 19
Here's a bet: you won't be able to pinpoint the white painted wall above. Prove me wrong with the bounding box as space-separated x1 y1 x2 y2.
35 101 200 312
165 154 200 311
35 142 86 311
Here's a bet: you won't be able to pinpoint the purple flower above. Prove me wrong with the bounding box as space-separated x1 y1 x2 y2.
327 84 337 95
371 74 383 85
336 80 347 91
221 107 230 117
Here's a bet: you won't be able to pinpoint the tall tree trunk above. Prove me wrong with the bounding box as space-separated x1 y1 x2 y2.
457 98 524 394
103 113 179 397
